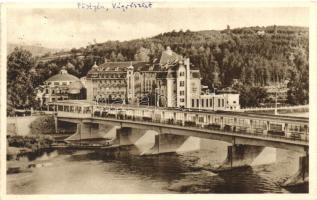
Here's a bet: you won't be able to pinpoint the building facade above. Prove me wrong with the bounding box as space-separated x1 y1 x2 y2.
36 67 85 106
86 47 240 111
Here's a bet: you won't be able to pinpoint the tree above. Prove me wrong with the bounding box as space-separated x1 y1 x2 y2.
287 67 309 105
237 85 268 108
7 48 36 111
110 51 117 61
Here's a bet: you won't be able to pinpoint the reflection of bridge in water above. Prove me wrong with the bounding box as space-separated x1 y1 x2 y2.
49 101 309 187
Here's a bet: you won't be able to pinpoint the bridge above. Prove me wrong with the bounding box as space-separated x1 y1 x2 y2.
49 100 309 187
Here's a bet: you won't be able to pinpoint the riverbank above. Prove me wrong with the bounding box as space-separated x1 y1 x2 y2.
7 134 55 173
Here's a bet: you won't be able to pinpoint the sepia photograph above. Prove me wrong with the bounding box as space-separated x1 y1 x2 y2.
2 1 311 196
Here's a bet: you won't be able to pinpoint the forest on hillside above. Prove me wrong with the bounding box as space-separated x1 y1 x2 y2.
7 25 309 110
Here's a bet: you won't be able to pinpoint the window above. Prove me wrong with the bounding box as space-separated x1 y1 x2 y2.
206 99 209 107
180 98 185 102
222 99 224 107
210 99 213 107
192 99 195 107
196 99 199 107
201 99 204 107
180 71 185 76
180 81 185 87
180 90 185 96
218 99 220 107
54 82 59 86
62 82 67 86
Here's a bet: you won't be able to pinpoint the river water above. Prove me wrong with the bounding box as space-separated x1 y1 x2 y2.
7 139 307 194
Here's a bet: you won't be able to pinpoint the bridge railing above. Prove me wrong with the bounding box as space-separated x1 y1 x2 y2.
240 104 309 112
55 104 309 144
56 111 92 119
91 113 309 144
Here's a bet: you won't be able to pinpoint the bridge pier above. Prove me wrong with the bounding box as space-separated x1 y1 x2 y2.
65 122 118 143
114 127 147 146
212 144 265 172
282 153 309 187
142 133 200 155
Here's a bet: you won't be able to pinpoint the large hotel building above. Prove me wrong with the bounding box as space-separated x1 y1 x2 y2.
85 47 240 111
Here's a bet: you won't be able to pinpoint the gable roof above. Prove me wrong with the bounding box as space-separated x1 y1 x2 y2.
87 61 149 74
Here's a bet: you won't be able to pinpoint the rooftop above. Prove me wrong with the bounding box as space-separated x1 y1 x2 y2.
46 68 79 82
159 47 182 67
88 61 148 74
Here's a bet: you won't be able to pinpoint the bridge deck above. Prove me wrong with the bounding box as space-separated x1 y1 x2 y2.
50 101 309 149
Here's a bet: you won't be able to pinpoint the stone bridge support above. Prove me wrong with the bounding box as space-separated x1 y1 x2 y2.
212 144 265 172
282 153 309 187
142 133 200 155
114 127 147 146
65 122 118 143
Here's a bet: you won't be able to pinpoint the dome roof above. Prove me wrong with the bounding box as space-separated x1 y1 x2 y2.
68 81 84 94
46 68 79 82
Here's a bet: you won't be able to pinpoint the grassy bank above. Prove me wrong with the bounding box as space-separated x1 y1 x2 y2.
7 135 54 161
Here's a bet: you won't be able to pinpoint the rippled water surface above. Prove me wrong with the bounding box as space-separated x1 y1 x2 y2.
7 140 307 194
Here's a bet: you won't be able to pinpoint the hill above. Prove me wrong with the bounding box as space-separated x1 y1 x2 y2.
7 43 61 57
36 25 308 86
8 25 308 109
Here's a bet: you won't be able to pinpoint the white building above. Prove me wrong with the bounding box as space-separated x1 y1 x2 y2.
85 47 240 111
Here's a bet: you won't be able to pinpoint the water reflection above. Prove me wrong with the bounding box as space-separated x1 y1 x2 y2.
7 144 308 194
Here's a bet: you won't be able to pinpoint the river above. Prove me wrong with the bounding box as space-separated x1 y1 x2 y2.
7 140 307 194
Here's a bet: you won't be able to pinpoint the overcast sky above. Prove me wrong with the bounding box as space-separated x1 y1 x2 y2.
6 4 309 49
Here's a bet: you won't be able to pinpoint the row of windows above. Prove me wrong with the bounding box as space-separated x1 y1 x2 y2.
192 98 225 108
95 91 126 95
96 79 125 84
47 81 69 86
47 89 68 94
50 96 68 102
94 95 125 99
97 74 126 79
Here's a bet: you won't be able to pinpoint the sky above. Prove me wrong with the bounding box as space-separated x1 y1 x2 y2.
6 3 309 50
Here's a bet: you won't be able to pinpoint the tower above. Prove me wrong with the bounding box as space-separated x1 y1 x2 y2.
126 62 135 104
185 58 191 108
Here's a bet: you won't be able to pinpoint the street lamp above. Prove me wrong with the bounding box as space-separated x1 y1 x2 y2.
274 84 279 115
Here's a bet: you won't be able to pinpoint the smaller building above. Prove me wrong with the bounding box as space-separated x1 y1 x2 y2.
191 93 240 111
36 67 86 106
